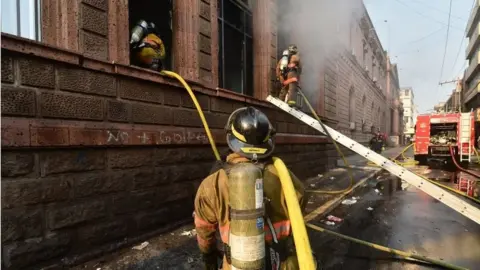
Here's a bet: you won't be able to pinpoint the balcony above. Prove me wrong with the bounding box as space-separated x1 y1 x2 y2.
465 51 480 82
466 22 480 59
466 0 480 38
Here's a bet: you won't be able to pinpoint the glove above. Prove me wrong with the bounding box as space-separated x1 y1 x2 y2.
201 251 218 270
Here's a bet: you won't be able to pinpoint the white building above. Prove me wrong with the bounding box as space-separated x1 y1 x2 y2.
400 87 416 138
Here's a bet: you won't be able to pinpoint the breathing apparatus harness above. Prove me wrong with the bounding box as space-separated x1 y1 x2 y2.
279 45 300 81
130 20 166 71
210 107 297 269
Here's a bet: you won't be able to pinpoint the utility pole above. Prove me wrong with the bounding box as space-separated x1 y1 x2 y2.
438 77 463 112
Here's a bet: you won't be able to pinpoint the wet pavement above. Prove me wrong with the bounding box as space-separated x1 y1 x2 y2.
309 175 480 270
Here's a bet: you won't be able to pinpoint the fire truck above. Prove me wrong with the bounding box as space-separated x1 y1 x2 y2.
414 112 475 164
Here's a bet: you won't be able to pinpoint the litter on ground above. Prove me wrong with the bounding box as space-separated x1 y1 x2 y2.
327 215 343 222
341 199 357 205
132 241 149 250
374 189 380 193
180 229 196 237
325 221 336 226
367 207 374 211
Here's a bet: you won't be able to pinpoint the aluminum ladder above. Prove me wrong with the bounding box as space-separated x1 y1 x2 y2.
459 112 472 162
266 95 480 225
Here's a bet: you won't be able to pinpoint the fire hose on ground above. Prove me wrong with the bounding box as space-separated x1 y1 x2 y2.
449 146 480 179
162 70 468 270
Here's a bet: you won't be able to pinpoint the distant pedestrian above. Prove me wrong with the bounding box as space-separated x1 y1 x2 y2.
369 132 384 154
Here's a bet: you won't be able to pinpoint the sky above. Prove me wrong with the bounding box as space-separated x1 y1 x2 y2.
364 0 474 113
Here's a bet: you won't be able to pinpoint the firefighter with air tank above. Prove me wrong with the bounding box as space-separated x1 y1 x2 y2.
273 44 302 108
193 107 314 270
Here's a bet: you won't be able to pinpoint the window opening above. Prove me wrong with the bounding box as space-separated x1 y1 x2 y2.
218 0 253 95
128 0 173 70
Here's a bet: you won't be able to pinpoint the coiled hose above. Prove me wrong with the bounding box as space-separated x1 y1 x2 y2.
163 71 467 270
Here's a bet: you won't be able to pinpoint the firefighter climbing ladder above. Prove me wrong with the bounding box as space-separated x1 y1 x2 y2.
459 112 472 162
266 95 480 225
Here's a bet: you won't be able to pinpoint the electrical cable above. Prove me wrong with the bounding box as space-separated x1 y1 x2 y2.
438 0 454 85
408 0 466 22
450 0 476 78
392 0 463 32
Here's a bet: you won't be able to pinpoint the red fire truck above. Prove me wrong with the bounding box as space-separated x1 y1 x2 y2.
414 112 475 164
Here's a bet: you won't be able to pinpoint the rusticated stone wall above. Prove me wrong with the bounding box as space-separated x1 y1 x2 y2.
1 46 333 269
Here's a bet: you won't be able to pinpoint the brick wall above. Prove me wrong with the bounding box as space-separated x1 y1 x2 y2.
1 44 332 269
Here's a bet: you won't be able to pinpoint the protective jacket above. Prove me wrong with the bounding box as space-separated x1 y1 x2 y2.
275 52 302 106
194 153 308 270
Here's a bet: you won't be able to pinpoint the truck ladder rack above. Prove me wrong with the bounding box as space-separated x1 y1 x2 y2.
266 95 480 225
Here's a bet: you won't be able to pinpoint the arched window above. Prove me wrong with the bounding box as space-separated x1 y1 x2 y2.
349 87 355 122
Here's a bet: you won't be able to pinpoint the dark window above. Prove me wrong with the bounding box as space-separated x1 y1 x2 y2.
128 0 173 70
218 0 253 95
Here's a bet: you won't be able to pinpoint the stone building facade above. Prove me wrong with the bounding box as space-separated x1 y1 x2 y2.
1 0 400 268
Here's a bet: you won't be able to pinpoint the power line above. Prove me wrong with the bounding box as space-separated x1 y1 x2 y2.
392 0 463 32
438 0 453 84
408 0 466 22
404 26 446 45
450 0 476 78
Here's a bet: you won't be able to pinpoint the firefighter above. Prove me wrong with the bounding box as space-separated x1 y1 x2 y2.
194 106 310 270
274 44 302 108
369 132 385 154
129 20 166 71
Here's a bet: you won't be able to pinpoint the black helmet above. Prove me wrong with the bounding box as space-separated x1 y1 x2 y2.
225 107 276 160
288 44 298 54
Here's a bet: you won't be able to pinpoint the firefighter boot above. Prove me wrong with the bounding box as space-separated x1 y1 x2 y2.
286 83 299 109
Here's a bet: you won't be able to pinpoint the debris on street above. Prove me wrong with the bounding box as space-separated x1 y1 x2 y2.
374 189 380 193
325 221 336 226
367 207 374 211
132 241 149 250
341 198 357 205
180 229 196 237
327 215 343 222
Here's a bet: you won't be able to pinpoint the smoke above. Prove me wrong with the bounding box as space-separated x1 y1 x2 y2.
277 0 365 100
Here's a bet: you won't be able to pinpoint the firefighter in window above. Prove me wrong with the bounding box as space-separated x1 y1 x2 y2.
129 20 166 71
274 44 302 108
194 107 313 270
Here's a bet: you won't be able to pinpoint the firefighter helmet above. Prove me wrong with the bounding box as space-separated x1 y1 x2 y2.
288 44 298 54
225 107 276 160
130 20 166 71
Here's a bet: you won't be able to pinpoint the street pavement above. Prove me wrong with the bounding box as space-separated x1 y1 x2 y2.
72 146 480 270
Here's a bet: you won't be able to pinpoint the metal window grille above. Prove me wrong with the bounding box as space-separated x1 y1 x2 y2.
1 0 42 41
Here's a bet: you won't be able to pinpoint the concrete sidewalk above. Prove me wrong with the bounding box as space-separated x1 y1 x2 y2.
336 146 406 168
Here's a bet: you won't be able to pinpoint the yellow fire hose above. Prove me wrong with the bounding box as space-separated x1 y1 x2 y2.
272 157 316 270
160 70 221 161
306 223 468 270
162 70 467 270
366 143 480 204
297 90 355 195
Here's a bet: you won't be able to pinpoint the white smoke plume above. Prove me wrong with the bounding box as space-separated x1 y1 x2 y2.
277 0 365 100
